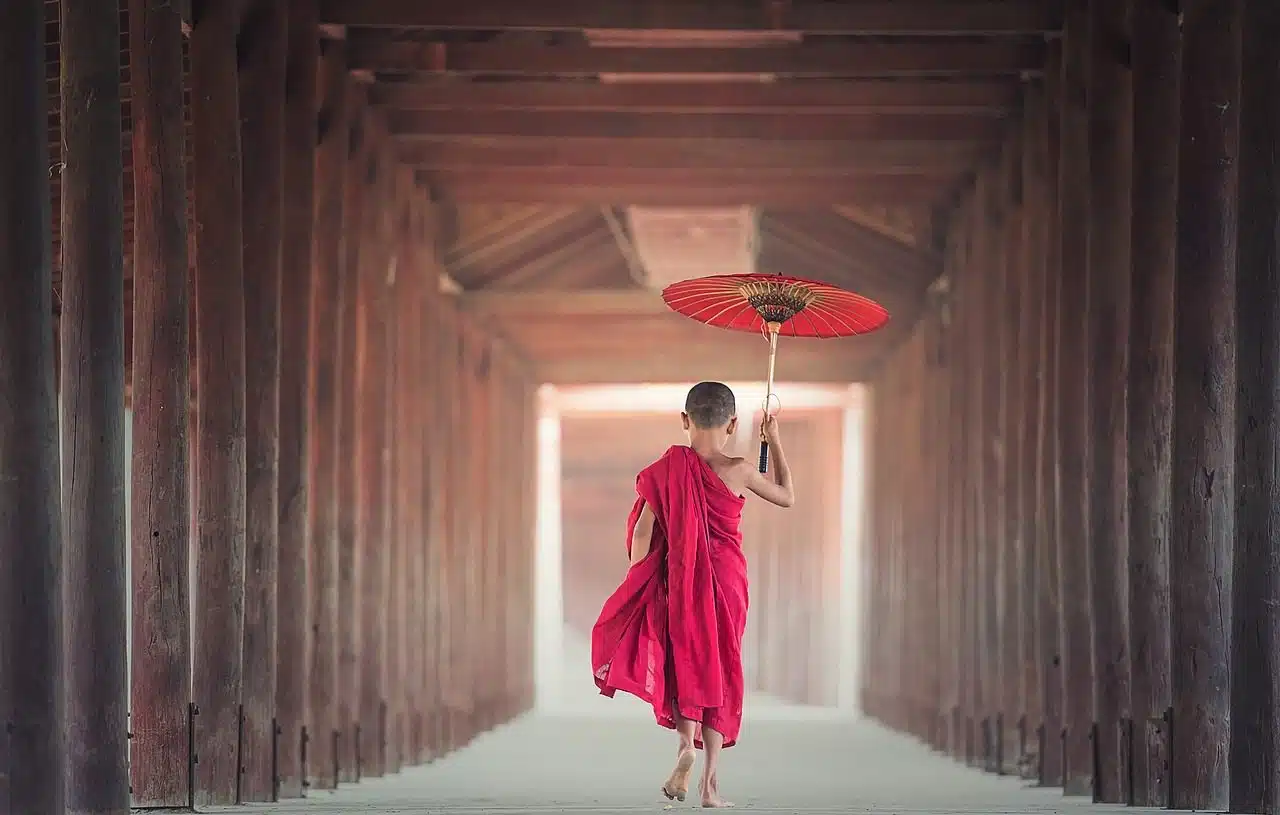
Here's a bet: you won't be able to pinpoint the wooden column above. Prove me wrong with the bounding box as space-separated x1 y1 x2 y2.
1086 0 1134 802
335 98 366 777
1126 0 1178 806
238 0 287 801
382 173 408 772
996 139 1023 775
306 37 350 791
0 1 62 813
61 0 129 808
1017 78 1048 777
190 0 249 803
128 0 192 804
336 95 367 782
423 251 446 759
1057 0 1096 794
356 136 392 778
944 208 969 759
437 304 460 748
1168 1 1240 810
276 0 319 798
1038 39 1065 788
1230 1 1279 811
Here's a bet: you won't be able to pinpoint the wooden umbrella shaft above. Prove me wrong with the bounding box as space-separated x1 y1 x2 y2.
760 322 781 473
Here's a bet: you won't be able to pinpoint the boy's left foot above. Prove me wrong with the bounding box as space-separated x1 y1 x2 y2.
663 747 695 802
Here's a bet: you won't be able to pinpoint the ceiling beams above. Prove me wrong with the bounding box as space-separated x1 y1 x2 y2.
369 78 1020 115
319 0 1058 36
349 40 1044 78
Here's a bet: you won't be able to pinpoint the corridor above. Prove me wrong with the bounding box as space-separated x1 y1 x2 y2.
218 705 1128 815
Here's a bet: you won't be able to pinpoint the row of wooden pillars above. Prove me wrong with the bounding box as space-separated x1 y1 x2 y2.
863 0 1280 812
0 0 537 813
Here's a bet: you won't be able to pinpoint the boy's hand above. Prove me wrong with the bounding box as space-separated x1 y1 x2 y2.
762 414 781 445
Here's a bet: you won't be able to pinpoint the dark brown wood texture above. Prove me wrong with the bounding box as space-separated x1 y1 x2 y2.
306 36 350 792
1168 1 1240 809
0 2 63 814
238 0 288 801
59 0 130 810
276 0 320 798
190 0 249 804
127 0 193 803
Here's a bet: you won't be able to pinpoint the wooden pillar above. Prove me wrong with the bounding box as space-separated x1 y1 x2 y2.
1057 0 1095 794
1016 78 1048 777
61 0 129 809
1085 0 1134 802
336 95 367 782
1038 39 1065 788
190 0 249 803
357 137 393 778
128 0 192 805
943 207 969 758
1126 1 1178 807
238 0 287 801
306 37 350 791
1230 1 1279 811
996 139 1023 775
1168 1 1240 810
276 0 319 798
423 249 446 759
437 304 459 747
0 1 63 813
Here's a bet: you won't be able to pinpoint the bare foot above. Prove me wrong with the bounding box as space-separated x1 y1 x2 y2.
663 747 695 802
700 775 735 808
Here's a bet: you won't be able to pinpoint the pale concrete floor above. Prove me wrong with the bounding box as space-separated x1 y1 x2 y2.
213 700 1139 815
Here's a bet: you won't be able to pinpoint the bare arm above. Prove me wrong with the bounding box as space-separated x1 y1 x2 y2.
630 501 656 564
745 421 794 508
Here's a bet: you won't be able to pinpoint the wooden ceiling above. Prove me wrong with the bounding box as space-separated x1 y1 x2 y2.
47 0 1060 385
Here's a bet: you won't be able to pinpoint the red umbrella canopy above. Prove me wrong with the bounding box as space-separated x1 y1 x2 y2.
661 273 890 339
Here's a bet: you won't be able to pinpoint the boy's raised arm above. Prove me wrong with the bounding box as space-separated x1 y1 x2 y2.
745 416 794 508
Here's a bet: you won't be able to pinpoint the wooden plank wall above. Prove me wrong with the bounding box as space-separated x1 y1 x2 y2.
862 4 1280 814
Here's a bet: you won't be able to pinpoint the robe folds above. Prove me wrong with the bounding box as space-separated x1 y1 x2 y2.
591 445 749 748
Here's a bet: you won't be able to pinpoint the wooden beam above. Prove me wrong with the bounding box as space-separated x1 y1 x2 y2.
369 78 1020 114
462 288 667 316
601 206 648 285
127 0 193 805
389 110 1006 142
397 138 987 173
321 0 1058 35
350 41 1045 78
431 177 956 206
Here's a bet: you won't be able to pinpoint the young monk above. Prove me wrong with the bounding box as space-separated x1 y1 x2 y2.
591 381 794 808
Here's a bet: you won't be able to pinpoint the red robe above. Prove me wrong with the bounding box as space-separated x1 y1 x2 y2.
591 445 749 748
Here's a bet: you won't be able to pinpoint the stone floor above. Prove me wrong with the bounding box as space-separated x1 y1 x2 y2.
213 699 1137 815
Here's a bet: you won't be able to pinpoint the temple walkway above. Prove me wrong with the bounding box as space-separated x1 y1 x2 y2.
215 700 1135 815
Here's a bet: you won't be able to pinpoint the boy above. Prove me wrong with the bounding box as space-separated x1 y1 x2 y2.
591 382 794 808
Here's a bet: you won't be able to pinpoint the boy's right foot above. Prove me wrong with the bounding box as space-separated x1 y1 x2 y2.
662 747 695 802
700 774 735 808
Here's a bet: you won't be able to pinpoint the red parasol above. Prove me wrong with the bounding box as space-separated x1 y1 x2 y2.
662 272 889 472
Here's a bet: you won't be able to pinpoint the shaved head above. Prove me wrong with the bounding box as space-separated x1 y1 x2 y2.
684 382 736 429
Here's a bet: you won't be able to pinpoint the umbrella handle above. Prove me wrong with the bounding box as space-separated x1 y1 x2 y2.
759 322 781 474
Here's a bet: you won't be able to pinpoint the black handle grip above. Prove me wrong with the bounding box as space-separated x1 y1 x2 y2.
758 440 769 474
